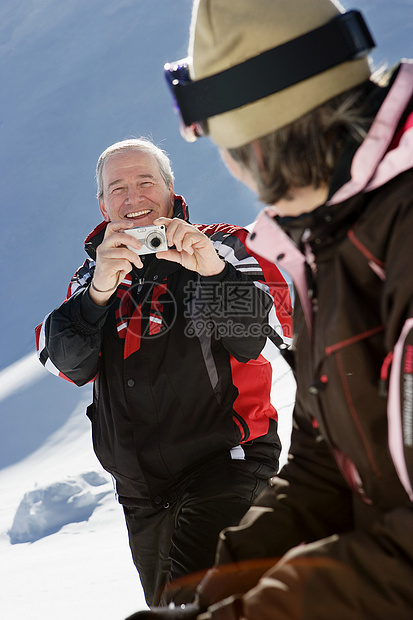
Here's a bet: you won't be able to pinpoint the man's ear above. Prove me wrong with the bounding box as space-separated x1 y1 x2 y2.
99 197 110 222
168 184 175 216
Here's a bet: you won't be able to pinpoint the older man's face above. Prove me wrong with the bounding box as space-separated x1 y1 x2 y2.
99 149 175 226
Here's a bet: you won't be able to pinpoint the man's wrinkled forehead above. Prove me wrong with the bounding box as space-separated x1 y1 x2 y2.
102 151 159 185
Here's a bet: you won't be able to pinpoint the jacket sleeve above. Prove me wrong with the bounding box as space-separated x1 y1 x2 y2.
194 409 354 607
35 259 112 386
198 227 293 364
196 411 413 619
199 505 413 620
216 411 354 562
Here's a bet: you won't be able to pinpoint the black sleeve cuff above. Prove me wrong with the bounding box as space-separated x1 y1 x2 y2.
200 261 231 283
80 286 114 325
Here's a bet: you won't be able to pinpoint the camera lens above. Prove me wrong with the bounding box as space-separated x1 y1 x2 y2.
151 237 161 248
148 233 162 249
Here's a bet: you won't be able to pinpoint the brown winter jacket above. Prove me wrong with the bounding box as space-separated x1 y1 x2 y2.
194 62 413 620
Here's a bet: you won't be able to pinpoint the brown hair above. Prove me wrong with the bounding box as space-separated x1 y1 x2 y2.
226 82 373 204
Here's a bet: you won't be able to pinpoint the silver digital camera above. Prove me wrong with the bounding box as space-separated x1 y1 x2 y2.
124 224 168 255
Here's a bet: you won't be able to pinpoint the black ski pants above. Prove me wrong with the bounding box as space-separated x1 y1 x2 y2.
122 454 274 607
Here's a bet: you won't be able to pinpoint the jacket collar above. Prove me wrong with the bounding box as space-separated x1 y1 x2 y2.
328 61 413 205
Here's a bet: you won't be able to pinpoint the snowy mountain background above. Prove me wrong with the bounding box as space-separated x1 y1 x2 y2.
0 1 410 619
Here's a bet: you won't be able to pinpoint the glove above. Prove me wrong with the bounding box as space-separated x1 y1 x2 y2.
124 602 202 620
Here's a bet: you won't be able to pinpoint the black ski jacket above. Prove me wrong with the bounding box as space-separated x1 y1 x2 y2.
36 196 293 507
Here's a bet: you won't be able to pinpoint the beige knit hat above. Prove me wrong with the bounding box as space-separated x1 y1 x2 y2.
188 0 372 148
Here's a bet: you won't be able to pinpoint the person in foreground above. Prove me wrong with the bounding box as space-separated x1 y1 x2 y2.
126 0 413 617
35 138 293 606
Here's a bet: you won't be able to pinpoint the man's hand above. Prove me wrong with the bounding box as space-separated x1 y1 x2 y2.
155 218 225 277
89 220 143 306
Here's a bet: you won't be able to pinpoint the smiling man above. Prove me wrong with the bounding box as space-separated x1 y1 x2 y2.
36 138 294 607
98 148 175 224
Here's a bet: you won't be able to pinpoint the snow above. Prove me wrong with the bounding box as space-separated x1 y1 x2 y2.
0 350 294 620
0 1 409 619
0 353 143 618
8 473 110 545
0 381 145 619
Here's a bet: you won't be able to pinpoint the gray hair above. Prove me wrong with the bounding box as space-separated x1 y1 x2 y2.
96 138 175 198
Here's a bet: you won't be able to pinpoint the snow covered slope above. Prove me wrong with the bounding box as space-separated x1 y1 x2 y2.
0 376 144 619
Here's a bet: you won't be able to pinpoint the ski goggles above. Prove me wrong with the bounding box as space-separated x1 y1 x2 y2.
163 58 207 142
164 10 375 143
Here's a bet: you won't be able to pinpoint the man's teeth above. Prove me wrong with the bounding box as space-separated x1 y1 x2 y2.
126 210 151 218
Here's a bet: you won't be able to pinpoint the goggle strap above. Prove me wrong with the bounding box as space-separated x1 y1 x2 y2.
173 10 375 126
